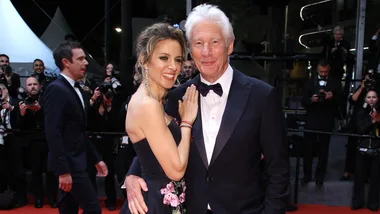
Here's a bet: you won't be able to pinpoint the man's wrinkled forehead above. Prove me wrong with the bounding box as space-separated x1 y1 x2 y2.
26 77 39 86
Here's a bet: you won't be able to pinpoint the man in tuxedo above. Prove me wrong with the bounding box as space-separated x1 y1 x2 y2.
301 59 341 186
124 4 289 214
44 41 108 214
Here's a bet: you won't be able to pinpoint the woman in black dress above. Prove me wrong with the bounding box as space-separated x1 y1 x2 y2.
120 23 199 214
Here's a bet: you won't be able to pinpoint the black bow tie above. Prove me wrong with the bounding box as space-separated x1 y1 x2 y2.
74 81 81 88
198 82 223 97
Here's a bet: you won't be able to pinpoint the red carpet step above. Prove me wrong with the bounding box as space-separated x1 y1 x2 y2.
1 204 377 214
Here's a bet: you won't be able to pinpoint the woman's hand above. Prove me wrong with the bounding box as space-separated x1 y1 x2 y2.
370 108 378 123
178 85 198 125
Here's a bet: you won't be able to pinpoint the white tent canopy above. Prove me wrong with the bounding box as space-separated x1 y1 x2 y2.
0 0 59 75
40 7 105 77
40 7 74 51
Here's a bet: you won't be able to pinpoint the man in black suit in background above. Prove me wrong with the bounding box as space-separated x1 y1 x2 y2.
44 41 108 214
301 59 341 186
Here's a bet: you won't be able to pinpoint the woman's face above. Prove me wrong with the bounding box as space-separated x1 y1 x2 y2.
106 63 114 76
144 39 183 89
366 91 378 107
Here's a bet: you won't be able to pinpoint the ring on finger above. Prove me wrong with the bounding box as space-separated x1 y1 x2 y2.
182 96 188 100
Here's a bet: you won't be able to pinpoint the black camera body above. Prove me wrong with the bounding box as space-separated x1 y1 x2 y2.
0 65 12 76
316 77 328 102
99 82 114 99
24 96 37 106
99 77 123 99
364 78 377 91
18 87 38 106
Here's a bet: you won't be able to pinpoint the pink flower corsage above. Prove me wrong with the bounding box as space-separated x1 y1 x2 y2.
160 178 186 214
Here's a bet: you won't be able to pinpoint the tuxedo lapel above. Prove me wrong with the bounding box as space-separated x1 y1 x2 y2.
187 76 209 168
192 103 208 168
58 76 85 118
209 70 252 166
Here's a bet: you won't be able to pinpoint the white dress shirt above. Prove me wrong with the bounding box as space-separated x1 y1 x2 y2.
200 64 233 211
61 74 85 109
200 64 233 164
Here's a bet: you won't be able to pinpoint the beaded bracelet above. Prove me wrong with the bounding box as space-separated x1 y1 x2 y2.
181 121 193 126
180 123 192 129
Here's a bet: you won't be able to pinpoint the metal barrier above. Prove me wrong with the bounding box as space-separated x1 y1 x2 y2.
288 128 376 204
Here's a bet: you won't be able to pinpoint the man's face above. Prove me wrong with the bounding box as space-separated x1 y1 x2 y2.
334 30 343 41
0 56 9 66
189 21 234 82
63 48 88 80
33 60 45 74
26 77 40 96
317 65 330 78
182 61 194 77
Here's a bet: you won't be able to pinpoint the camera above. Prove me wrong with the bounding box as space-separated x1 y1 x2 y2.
364 70 377 91
99 77 123 99
99 82 115 100
0 65 12 76
18 87 37 106
316 77 327 102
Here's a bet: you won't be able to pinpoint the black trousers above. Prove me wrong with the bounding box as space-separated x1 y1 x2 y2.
58 171 101 214
344 136 357 174
88 136 117 204
29 139 58 200
303 133 331 181
0 135 26 199
352 151 380 208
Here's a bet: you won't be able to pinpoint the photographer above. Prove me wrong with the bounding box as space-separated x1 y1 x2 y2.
341 71 380 181
0 54 20 99
351 90 380 211
0 83 27 207
30 59 57 93
322 26 351 79
18 77 57 208
104 62 120 83
301 59 341 186
87 83 124 211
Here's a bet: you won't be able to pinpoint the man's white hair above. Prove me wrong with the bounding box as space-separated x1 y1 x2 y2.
333 25 344 35
185 4 235 45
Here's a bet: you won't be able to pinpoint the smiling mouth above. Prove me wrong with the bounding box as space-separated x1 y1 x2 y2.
162 74 175 80
202 62 215 66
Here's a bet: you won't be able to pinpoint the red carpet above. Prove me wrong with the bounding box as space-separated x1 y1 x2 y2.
0 204 377 213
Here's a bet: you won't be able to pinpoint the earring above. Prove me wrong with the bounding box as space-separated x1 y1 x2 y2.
144 67 149 85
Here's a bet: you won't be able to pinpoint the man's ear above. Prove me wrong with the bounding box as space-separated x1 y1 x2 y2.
61 58 69 68
227 39 235 55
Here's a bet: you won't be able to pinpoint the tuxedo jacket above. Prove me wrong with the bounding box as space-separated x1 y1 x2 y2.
128 68 289 214
44 75 101 176
302 75 341 131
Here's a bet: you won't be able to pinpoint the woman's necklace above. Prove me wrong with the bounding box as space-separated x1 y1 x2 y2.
144 83 158 101
144 83 165 113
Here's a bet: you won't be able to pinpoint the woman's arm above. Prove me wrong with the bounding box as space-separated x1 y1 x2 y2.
137 100 192 181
